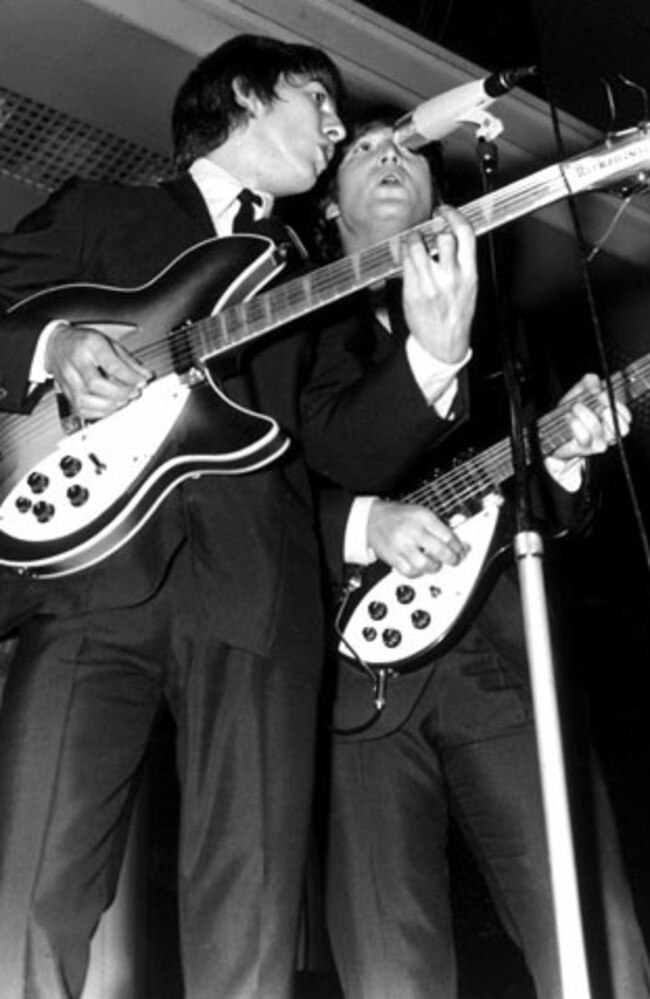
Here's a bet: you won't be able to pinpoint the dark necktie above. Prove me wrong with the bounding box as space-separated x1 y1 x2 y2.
369 279 409 342
232 188 262 233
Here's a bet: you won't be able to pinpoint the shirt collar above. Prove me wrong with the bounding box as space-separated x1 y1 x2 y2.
189 157 273 233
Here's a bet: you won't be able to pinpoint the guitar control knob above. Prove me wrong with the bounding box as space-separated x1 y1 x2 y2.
32 501 55 523
362 627 378 642
368 601 387 620
429 585 442 598
27 471 49 494
382 628 402 648
396 585 415 604
15 496 32 513
67 484 90 507
411 609 431 629
60 455 82 478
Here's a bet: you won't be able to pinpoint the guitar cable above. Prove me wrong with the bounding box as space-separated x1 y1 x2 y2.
330 581 394 736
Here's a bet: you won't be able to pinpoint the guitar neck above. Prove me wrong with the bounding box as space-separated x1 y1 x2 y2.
462 162 568 237
401 352 650 521
191 126 650 361
191 163 569 359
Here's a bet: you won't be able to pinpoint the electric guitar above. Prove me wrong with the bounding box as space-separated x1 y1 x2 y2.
1 125 650 578
336 352 650 685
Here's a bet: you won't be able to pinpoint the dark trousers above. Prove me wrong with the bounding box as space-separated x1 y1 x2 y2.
0 543 323 999
326 625 650 999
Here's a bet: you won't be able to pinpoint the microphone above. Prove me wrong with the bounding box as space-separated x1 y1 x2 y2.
393 66 537 149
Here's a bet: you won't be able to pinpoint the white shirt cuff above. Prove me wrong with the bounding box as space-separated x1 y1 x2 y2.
344 495 378 565
405 336 471 417
29 320 68 383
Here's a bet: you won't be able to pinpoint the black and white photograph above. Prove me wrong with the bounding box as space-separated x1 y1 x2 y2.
1 2 650 997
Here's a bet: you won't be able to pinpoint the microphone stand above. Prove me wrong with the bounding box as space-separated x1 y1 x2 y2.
476 134 592 998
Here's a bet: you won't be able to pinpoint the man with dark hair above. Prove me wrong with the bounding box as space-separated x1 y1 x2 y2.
0 33 358 999
171 34 346 168
308 119 650 998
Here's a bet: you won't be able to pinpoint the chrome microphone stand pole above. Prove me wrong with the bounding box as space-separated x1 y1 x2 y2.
476 128 592 999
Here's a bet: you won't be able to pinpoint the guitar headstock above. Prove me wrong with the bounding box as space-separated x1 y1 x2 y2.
565 123 650 198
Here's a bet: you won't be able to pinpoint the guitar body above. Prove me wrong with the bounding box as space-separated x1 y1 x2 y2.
338 493 506 674
3 126 650 579
6 233 283 345
332 499 528 737
0 235 289 577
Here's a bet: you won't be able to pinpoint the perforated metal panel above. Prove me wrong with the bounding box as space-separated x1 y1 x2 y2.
0 85 172 193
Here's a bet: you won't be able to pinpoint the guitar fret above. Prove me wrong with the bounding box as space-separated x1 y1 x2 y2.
232 244 409 346
244 294 272 332
311 257 355 299
621 359 650 402
266 277 310 326
464 167 567 236
358 237 402 281
196 315 222 357
220 304 247 345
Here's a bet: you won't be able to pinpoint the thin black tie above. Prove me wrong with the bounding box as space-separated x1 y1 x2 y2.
369 279 409 342
385 278 409 342
232 189 262 233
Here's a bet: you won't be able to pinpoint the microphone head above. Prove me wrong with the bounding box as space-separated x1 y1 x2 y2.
393 67 538 149
485 65 538 97
393 78 492 148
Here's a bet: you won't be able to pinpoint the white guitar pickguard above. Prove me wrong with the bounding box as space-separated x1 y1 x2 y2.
340 495 503 668
0 376 190 543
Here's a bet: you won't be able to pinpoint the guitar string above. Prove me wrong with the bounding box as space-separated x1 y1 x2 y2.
5 307 650 473
408 400 591 514
400 361 650 517
126 169 569 367
3 344 650 536
2 161 646 458
0 168 590 425
413 381 644 517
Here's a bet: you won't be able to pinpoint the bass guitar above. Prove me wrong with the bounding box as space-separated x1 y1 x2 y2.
1 125 650 577
336 352 650 681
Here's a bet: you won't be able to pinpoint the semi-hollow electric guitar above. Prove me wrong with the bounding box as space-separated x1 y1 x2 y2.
1 125 650 578
336 352 650 683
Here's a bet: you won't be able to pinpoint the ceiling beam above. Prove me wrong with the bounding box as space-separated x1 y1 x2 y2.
80 0 650 271
2 0 650 273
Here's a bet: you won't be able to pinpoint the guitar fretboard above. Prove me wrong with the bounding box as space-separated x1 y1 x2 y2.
401 353 650 519
185 126 650 363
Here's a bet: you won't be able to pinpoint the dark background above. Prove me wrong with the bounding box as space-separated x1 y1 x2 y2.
3 2 650 995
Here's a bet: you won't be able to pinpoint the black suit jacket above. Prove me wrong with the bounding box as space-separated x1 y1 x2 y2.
0 176 453 651
0 176 316 651
313 293 594 735
307 300 469 583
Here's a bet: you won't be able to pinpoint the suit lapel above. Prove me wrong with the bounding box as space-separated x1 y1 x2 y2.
160 174 215 237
